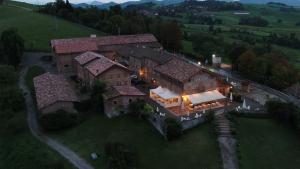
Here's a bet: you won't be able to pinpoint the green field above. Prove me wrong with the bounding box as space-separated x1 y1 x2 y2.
0 108 74 169
237 118 300 169
180 4 300 69
0 1 105 51
52 113 222 169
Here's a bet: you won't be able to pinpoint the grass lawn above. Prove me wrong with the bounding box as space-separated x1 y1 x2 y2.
0 110 75 169
237 118 300 169
0 1 105 51
51 113 222 169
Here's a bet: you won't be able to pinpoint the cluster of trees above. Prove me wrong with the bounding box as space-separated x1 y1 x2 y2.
233 49 298 89
266 100 300 130
187 14 223 25
267 33 300 49
158 0 244 16
0 28 24 68
190 32 225 63
0 65 24 135
39 0 182 51
128 100 154 119
104 142 137 169
239 16 269 27
164 118 182 141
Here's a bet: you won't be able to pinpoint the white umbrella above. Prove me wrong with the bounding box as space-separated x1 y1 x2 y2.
242 99 247 109
203 109 206 114
226 77 229 82
156 107 159 112
230 92 233 102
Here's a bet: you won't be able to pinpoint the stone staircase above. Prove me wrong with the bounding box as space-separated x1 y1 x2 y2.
214 112 233 137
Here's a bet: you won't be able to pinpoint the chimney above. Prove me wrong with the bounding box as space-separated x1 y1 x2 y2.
90 34 97 38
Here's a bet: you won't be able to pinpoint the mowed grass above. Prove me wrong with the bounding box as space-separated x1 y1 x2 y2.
52 113 222 169
237 118 300 169
0 1 105 51
0 109 75 169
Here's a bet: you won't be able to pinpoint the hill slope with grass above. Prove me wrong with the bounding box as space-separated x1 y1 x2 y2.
0 1 105 51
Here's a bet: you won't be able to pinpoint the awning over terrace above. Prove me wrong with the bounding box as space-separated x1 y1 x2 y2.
150 86 180 99
185 90 226 105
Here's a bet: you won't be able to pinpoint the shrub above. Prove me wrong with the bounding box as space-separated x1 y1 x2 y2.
40 110 79 131
104 142 137 169
164 118 182 141
128 100 153 119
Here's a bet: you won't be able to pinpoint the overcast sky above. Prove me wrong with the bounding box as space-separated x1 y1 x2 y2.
16 0 140 5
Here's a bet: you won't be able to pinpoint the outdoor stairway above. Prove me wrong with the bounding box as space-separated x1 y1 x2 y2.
214 112 233 137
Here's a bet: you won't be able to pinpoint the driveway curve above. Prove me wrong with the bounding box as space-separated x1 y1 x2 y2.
18 53 94 169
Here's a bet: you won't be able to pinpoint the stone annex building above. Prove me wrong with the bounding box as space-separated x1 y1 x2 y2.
36 34 230 117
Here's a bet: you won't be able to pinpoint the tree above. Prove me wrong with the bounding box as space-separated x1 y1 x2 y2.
104 142 137 169
128 100 153 119
164 118 182 140
227 44 247 69
40 109 79 131
1 28 24 68
160 20 182 51
91 80 106 112
236 50 256 77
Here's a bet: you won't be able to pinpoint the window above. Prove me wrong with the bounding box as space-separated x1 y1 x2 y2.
129 99 132 103
113 101 117 105
64 64 69 68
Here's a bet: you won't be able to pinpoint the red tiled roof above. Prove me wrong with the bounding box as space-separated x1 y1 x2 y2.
33 73 79 110
103 85 145 100
113 85 145 96
85 52 129 77
154 58 202 83
74 51 100 65
51 34 158 54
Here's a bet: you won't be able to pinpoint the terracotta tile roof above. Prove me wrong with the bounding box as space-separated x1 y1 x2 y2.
33 73 79 110
51 38 98 54
74 51 100 65
51 34 159 54
85 52 129 77
154 58 202 83
116 46 173 64
103 85 145 100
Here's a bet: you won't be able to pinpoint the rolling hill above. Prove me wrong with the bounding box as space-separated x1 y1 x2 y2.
0 1 105 51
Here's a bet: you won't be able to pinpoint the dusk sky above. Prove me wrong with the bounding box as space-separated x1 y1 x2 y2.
16 0 140 4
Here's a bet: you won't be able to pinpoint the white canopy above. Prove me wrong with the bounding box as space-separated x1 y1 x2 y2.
150 86 180 99
185 90 226 105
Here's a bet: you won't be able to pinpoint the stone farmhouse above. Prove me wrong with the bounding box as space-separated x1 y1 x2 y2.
103 85 146 118
74 51 131 87
33 73 79 115
48 34 230 117
51 34 162 73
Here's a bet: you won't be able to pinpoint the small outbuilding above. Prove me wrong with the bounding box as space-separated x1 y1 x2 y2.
103 85 146 118
33 73 79 115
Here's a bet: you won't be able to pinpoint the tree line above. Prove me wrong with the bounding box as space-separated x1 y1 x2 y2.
239 16 269 27
38 0 182 51
0 29 24 68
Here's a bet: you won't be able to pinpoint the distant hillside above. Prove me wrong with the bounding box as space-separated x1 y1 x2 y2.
1 0 105 51
73 0 184 9
239 0 300 6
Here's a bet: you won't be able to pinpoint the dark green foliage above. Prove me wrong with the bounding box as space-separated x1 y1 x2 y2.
266 100 300 130
164 118 182 141
204 110 215 122
128 100 153 119
104 142 137 169
239 16 269 27
0 87 23 112
91 80 106 113
25 66 46 92
0 65 16 86
0 28 24 68
40 110 79 131
191 32 223 64
235 51 298 90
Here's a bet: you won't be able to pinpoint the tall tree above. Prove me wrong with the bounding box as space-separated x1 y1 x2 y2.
161 20 182 52
1 28 24 68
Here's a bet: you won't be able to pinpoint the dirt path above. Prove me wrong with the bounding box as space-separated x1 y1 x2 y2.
215 111 239 169
18 53 94 169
